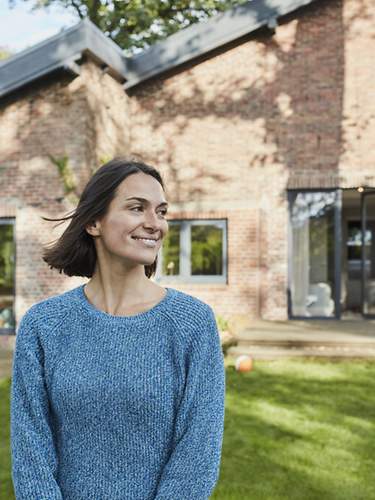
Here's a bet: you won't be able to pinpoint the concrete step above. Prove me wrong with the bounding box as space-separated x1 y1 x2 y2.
233 338 375 349
227 344 375 359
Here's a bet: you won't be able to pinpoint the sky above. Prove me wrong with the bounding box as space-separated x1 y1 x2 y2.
0 0 78 54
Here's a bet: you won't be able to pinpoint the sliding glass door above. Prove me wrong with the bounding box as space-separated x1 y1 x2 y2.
288 190 341 319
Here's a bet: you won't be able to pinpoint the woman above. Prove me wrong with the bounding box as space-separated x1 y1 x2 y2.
10 158 226 500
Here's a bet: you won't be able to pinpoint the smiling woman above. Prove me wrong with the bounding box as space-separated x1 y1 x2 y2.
10 157 226 500
38 158 171 315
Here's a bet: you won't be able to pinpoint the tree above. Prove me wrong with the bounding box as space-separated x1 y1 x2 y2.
0 47 13 60
9 0 247 55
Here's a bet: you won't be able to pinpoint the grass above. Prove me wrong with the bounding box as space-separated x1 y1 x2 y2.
1 358 375 500
212 358 375 499
0 377 13 500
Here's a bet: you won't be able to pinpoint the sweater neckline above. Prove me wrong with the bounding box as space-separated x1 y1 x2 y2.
75 284 174 324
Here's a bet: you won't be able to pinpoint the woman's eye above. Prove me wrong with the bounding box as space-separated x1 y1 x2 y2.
131 206 168 217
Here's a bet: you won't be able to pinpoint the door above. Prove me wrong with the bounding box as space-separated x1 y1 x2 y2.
288 189 342 319
361 190 375 317
288 190 342 319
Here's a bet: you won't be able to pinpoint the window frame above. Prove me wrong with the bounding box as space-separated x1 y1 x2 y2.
0 217 16 335
155 218 227 284
287 188 342 320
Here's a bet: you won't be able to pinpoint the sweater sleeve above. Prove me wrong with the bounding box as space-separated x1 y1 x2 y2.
10 309 63 500
154 306 226 500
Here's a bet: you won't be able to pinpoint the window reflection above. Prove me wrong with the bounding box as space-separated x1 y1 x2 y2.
162 224 180 275
191 224 223 276
0 222 15 330
289 192 336 317
159 220 226 280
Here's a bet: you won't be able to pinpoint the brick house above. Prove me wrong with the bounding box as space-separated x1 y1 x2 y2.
1 0 375 343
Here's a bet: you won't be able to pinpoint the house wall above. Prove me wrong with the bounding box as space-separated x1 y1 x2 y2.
128 0 375 323
1 0 375 340
0 60 130 345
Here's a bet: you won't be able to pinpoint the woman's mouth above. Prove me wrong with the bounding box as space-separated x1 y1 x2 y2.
131 236 158 247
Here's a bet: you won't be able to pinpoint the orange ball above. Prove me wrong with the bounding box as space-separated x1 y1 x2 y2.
235 355 253 372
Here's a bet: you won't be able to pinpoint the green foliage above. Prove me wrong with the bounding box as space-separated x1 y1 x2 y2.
0 226 14 291
191 224 222 275
47 154 76 194
161 224 180 275
162 223 223 276
47 154 80 205
9 0 248 54
216 313 229 332
98 154 113 166
0 47 13 61
0 377 14 499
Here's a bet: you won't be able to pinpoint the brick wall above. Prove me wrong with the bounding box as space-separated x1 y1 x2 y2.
1 0 374 336
128 0 375 322
0 60 130 341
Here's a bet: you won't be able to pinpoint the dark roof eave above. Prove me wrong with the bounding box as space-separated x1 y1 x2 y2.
0 19 131 99
123 0 319 89
0 55 82 99
123 15 268 89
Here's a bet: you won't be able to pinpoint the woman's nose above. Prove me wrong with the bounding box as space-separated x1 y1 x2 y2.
143 210 163 229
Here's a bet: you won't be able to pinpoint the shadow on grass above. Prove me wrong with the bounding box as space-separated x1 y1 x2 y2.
213 359 375 500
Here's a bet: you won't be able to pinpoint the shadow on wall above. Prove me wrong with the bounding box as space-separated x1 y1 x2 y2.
127 0 348 194
124 0 366 319
0 61 130 206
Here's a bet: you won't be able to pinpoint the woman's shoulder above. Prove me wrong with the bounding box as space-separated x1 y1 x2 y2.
164 287 216 338
167 287 214 317
18 286 79 333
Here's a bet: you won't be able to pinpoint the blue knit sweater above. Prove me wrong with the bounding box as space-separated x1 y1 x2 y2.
10 285 226 500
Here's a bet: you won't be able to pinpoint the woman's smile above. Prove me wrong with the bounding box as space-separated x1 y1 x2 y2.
131 235 159 247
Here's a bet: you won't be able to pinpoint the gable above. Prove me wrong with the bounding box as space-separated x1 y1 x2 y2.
0 0 320 98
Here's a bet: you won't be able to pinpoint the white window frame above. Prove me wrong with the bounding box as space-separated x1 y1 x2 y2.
155 219 227 284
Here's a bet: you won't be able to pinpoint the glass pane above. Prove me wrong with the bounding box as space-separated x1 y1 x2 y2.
0 223 15 329
362 195 375 315
162 224 180 275
347 221 371 280
289 192 336 317
191 224 223 275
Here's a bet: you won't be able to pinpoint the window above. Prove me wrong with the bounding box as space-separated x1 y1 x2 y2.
155 220 227 283
0 219 16 333
347 220 372 280
288 191 337 318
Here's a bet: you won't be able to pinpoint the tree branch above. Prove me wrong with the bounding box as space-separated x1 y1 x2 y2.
69 0 85 19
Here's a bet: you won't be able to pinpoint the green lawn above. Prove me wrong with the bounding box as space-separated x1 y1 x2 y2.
2 359 375 500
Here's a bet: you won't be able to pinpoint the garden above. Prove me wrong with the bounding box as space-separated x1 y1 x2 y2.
1 357 375 499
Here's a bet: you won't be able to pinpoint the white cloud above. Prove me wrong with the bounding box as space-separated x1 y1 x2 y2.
0 1 78 53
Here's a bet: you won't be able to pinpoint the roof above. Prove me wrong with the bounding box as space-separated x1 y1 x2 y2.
0 0 319 98
125 0 319 89
0 18 130 99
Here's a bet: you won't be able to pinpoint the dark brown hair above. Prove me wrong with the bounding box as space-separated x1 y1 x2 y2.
41 157 165 278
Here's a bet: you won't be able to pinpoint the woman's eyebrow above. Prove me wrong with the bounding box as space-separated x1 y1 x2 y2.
125 196 169 207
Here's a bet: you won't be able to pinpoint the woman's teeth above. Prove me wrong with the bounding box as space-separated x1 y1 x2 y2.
132 237 157 247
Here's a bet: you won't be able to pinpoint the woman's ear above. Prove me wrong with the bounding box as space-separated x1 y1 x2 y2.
85 221 100 237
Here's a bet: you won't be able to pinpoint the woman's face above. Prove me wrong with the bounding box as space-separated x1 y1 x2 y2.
86 172 169 267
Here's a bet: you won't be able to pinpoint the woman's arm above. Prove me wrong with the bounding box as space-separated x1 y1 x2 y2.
154 305 226 500
10 309 63 500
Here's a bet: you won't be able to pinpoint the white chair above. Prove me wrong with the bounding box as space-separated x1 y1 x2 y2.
306 283 334 316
